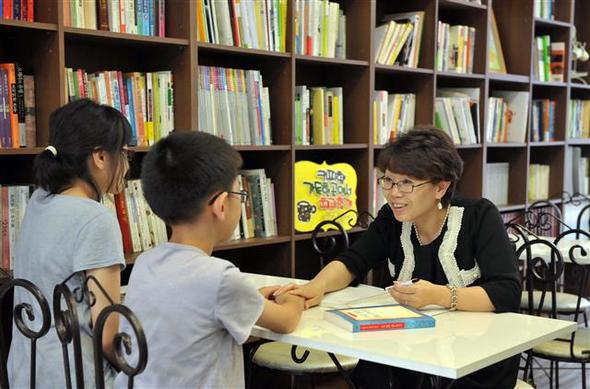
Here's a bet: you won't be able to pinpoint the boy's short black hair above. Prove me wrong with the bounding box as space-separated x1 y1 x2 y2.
376 127 464 206
141 131 243 225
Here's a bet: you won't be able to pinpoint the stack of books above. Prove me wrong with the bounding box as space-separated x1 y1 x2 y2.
0 185 32 271
374 11 424 68
528 164 551 201
568 100 590 139
231 169 278 240
486 91 530 144
295 86 343 145
198 65 272 146
294 0 346 58
1 0 34 21
197 0 288 52
436 22 476 73
435 88 480 145
484 163 510 206
66 68 174 147
531 99 555 142
105 180 168 255
533 36 564 82
64 0 166 36
0 63 36 148
373 91 415 144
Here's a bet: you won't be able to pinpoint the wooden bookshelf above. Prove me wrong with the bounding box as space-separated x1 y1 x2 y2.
2 0 590 288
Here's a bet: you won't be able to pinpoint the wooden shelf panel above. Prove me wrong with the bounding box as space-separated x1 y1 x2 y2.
295 55 369 67
486 143 528 148
294 144 368 150
488 73 530 84
0 147 43 155
529 141 566 147
438 0 487 10
214 236 292 251
498 204 527 212
0 19 56 31
294 226 366 241
64 27 189 46
570 83 590 91
567 139 590 146
198 42 291 59
456 144 483 149
374 64 434 75
532 80 568 88
436 71 485 80
234 145 292 151
534 17 571 29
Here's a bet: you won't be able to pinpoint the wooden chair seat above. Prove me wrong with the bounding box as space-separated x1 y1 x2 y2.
252 342 358 374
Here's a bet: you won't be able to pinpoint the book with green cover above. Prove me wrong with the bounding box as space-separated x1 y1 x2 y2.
324 303 436 333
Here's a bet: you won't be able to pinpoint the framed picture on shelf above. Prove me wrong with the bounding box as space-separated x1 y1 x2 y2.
488 11 507 74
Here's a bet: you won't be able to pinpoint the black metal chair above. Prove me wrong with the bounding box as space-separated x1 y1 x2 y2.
527 228 590 389
0 272 51 389
53 273 148 389
248 210 373 389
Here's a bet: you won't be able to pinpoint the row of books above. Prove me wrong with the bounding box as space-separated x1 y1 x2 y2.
533 37 565 83
528 164 551 202
534 0 555 20
294 86 343 145
436 22 475 74
372 92 415 145
0 185 31 271
64 0 165 37
485 92 529 144
0 64 36 148
103 180 167 254
531 99 556 142
568 99 590 139
435 88 480 145
0 0 33 21
484 162 509 206
374 11 424 68
197 0 287 52
571 147 589 196
294 0 346 59
198 65 272 146
66 68 174 147
231 169 278 240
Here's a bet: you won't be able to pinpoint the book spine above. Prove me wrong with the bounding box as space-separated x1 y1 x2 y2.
114 192 133 254
23 74 35 147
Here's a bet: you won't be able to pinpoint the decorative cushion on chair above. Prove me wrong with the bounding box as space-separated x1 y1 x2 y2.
252 342 359 374
520 291 590 313
532 327 590 359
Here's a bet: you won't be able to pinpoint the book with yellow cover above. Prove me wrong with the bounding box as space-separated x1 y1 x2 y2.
325 304 435 333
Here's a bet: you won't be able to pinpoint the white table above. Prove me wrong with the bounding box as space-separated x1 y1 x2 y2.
514 235 590 264
247 273 576 379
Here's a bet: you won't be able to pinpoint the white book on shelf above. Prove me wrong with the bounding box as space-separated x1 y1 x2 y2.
335 10 346 59
491 91 530 143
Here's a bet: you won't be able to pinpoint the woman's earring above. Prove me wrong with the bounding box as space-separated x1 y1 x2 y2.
437 201 443 210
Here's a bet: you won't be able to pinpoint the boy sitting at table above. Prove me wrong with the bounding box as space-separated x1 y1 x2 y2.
115 132 304 388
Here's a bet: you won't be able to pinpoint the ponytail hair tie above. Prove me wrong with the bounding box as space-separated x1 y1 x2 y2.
44 145 58 157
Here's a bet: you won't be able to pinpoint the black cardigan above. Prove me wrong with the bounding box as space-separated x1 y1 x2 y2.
338 196 521 313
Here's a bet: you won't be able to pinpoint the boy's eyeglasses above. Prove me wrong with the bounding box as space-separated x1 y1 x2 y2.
377 176 431 193
208 190 249 205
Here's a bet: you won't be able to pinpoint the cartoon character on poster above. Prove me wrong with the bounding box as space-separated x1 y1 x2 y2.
294 161 358 232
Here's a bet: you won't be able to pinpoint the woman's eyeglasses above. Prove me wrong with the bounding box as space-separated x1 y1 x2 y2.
377 176 431 193
208 190 249 205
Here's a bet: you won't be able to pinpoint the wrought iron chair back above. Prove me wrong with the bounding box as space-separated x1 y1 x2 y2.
576 204 590 237
0 274 51 389
53 278 85 389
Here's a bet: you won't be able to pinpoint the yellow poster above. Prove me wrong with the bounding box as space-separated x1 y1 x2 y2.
294 161 357 232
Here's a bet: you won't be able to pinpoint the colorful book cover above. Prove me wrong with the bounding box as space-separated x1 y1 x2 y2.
324 304 435 333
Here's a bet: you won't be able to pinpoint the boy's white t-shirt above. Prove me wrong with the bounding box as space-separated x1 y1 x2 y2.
115 242 265 388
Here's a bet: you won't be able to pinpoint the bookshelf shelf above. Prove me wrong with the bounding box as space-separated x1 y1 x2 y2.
295 55 369 67
438 0 487 10
529 141 566 147
63 27 190 46
197 42 292 59
570 83 590 91
534 17 571 29
294 144 368 151
234 145 292 152
374 64 434 75
0 19 57 31
129 146 151 153
456 144 483 149
436 71 486 80
498 204 527 212
488 73 530 84
486 143 528 148
214 236 292 251
0 147 44 156
531 80 568 88
567 139 590 146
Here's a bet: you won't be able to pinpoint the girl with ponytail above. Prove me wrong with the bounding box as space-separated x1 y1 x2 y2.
9 98 131 388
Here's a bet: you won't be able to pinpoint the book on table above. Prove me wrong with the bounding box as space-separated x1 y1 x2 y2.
324 304 436 333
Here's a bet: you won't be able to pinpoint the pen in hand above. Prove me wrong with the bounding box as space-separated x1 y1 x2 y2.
384 278 420 292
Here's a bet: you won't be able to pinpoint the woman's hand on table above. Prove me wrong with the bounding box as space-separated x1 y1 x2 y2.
388 279 446 309
272 281 326 309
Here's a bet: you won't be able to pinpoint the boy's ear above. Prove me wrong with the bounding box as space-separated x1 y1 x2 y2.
210 192 228 220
